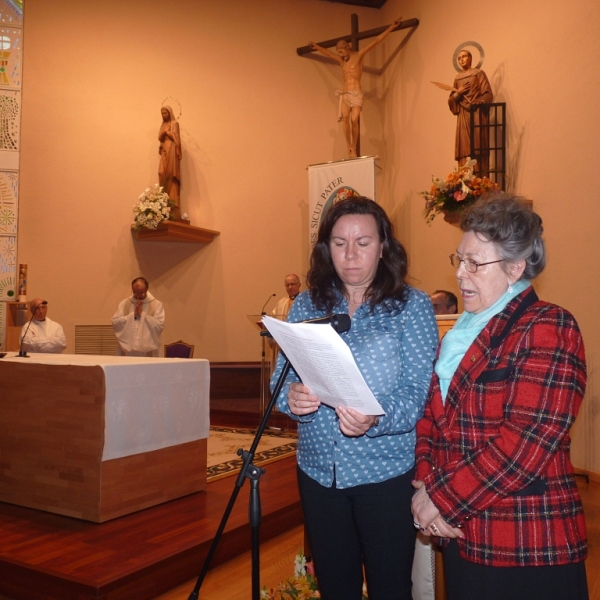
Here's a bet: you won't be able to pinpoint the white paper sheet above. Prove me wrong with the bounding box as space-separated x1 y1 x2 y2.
262 316 384 415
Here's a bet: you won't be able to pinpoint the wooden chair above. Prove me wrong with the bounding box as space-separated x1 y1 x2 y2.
164 340 195 359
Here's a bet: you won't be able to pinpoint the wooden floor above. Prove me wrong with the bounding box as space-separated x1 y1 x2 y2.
154 525 306 600
0 455 301 600
157 477 600 600
0 464 597 600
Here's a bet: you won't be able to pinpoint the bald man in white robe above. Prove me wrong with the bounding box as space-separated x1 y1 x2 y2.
112 277 165 357
20 298 66 353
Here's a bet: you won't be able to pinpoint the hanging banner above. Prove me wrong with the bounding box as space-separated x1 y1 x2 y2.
308 156 376 246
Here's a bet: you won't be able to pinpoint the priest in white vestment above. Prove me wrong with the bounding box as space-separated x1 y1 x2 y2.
268 274 302 375
112 277 165 357
271 273 301 319
20 298 66 353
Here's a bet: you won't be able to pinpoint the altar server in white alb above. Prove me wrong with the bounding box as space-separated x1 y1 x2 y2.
112 277 165 357
20 298 66 353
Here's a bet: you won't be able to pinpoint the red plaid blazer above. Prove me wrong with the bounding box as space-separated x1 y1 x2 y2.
415 287 587 567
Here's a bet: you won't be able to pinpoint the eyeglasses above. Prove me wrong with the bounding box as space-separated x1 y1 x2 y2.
285 282 300 288
449 254 504 273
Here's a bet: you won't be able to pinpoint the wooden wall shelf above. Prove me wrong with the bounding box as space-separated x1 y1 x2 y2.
135 221 220 243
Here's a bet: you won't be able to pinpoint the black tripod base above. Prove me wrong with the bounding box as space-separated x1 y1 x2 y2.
187 359 293 600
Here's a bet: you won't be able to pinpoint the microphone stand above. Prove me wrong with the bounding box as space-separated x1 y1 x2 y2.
188 349 293 600
259 293 276 418
188 315 350 599
260 293 276 316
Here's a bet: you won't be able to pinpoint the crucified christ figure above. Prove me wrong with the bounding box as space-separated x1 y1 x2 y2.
309 17 402 158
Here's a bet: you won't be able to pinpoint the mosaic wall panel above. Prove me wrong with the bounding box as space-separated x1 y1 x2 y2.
0 169 17 233
0 1 22 27
0 234 16 299
0 0 18 343
0 89 19 150
0 26 22 88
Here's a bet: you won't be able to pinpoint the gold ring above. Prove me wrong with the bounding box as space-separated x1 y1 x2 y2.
430 523 439 534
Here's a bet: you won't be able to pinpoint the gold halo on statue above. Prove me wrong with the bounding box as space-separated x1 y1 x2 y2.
161 96 182 120
452 41 485 72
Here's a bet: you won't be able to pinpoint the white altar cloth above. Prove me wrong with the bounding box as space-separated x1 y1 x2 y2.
3 353 210 461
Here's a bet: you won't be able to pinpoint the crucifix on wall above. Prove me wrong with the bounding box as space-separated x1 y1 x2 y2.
298 15 419 159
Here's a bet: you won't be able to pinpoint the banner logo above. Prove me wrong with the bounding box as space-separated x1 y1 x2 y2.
311 184 360 244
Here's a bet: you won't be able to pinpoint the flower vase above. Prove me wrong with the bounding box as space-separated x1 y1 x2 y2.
442 209 462 226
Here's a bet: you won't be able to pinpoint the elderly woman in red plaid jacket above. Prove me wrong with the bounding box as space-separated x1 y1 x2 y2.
412 194 588 600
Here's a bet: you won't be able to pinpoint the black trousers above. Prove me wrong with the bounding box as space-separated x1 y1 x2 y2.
297 466 416 600
443 539 589 600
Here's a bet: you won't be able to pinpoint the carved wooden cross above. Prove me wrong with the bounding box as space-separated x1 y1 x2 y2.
297 15 418 55
297 15 419 157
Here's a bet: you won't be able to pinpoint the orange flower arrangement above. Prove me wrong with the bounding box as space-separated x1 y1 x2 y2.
422 158 499 224
261 551 320 599
262 551 368 599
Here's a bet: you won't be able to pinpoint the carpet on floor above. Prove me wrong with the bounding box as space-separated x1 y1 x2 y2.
207 426 297 482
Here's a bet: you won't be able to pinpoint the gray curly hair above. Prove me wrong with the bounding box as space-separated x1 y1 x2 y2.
460 193 545 280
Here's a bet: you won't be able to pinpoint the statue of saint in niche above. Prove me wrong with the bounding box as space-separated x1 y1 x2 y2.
447 49 493 172
158 105 182 219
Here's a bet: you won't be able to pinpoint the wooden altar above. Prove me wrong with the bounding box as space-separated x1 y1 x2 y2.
0 354 210 522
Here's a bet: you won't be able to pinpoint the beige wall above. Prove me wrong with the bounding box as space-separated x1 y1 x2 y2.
18 0 600 473
18 0 382 359
378 0 600 474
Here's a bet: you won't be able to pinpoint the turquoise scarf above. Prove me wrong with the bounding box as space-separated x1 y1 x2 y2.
436 279 530 403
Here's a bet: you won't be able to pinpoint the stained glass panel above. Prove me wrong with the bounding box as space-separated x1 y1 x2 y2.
0 0 22 27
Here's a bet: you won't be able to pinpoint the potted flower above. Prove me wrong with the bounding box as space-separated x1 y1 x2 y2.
262 551 368 599
421 158 499 224
131 184 172 231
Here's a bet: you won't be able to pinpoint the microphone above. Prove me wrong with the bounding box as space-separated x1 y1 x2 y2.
17 300 47 358
261 313 351 337
300 313 351 333
261 293 276 315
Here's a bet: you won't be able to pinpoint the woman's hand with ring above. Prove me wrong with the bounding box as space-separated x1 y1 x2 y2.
428 516 465 539
411 481 465 539
411 480 440 533
288 383 320 416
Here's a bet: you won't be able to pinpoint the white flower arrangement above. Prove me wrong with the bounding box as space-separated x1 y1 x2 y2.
131 184 171 231
261 550 369 599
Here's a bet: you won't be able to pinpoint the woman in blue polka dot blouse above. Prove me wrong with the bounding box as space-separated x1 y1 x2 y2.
272 196 438 600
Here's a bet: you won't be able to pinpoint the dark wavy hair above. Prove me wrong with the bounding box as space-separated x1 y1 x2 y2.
307 196 409 313
461 193 546 280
